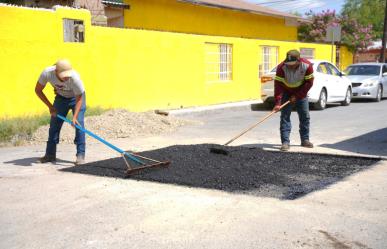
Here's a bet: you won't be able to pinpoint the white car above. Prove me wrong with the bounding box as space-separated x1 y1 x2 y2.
345 63 387 102
260 59 352 110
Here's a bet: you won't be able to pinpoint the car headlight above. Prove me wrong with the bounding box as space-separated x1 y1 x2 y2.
363 82 374 87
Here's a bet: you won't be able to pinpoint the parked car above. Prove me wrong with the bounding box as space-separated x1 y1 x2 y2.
344 63 387 102
260 60 352 110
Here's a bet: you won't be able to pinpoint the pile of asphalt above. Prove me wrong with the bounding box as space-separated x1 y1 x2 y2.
62 144 379 200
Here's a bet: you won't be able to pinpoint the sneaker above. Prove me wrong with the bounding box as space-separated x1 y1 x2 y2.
39 154 56 163
75 155 85 166
280 143 290 151
301 140 314 148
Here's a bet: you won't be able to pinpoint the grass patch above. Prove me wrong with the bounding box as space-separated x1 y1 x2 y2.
0 106 109 145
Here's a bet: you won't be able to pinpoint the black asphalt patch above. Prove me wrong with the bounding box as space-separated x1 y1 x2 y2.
61 144 380 200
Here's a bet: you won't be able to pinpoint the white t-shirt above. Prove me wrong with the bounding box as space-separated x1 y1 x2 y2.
38 66 85 98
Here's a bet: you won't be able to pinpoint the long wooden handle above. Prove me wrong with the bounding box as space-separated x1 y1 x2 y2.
224 100 291 146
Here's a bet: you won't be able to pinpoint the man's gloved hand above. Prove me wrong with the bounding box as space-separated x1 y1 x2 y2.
272 105 281 113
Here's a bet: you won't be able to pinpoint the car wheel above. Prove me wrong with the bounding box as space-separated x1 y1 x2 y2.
341 87 351 106
313 89 327 110
374 85 382 102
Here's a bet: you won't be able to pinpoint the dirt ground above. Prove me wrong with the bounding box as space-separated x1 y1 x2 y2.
29 109 196 144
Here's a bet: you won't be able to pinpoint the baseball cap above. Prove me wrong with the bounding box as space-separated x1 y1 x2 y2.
55 59 73 78
284 50 301 65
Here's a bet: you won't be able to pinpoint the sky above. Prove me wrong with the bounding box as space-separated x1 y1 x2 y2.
247 0 346 15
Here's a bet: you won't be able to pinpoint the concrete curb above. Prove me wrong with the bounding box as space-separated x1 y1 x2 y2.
157 100 263 115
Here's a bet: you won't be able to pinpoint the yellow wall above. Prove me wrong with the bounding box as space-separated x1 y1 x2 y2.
0 5 334 118
124 0 298 41
339 46 354 71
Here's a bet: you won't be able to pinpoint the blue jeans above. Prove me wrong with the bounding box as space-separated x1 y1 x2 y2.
280 92 310 144
46 94 86 157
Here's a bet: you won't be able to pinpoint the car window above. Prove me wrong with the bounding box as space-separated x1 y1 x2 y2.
326 63 340 76
383 65 387 74
324 63 333 75
317 63 328 74
345 65 381 75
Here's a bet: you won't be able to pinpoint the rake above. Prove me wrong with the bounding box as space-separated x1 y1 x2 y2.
210 100 291 155
57 114 170 176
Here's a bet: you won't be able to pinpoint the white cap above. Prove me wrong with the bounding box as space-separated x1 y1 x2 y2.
55 59 73 78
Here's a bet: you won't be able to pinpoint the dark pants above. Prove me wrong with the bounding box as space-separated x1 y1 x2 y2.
46 94 86 157
280 92 310 144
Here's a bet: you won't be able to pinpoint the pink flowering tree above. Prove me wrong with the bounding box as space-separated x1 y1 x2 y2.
298 9 340 42
340 16 374 52
298 9 374 53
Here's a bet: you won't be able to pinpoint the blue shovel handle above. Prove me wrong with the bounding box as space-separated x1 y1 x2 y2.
56 114 144 165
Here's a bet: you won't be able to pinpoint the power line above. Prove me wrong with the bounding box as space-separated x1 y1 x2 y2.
256 0 337 5
255 0 297 5
254 0 329 12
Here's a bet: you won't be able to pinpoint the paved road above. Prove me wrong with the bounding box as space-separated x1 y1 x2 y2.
1 99 387 249
173 99 387 157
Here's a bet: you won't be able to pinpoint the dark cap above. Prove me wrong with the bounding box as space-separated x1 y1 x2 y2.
284 49 301 65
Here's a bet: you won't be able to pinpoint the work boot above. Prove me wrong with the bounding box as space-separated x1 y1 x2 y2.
75 155 85 166
39 154 56 163
280 143 290 151
301 140 314 148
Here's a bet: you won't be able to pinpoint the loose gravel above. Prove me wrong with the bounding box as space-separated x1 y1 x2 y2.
62 144 379 200
30 109 195 144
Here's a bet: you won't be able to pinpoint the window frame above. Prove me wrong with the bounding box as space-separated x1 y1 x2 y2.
205 42 233 83
63 18 85 43
260 46 278 77
300 48 315 60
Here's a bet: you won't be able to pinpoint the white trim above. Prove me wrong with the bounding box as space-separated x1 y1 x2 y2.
167 100 263 115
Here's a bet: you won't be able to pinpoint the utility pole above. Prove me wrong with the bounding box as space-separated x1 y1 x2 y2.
380 0 387 62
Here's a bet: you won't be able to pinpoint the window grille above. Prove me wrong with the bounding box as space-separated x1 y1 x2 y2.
260 46 278 77
205 43 233 82
300 48 315 59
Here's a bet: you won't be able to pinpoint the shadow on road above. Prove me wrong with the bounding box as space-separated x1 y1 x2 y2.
61 144 379 200
320 127 387 157
4 157 74 166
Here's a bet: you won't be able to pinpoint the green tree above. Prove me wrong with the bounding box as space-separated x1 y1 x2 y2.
0 0 23 4
341 0 385 39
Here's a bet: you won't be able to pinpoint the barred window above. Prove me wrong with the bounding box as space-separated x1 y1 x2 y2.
260 46 278 77
300 48 315 59
205 43 233 82
63 19 85 43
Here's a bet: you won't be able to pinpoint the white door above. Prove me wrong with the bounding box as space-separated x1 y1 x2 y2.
326 62 347 100
316 63 334 102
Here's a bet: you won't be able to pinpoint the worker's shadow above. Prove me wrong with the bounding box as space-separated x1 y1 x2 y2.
320 127 387 157
4 157 73 166
61 144 379 200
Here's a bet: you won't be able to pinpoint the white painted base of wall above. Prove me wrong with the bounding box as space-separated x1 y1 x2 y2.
165 100 263 115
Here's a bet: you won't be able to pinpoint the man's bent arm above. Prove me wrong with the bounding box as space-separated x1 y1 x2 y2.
35 82 56 115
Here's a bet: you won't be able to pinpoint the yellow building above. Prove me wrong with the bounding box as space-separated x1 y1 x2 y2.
0 1 352 118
